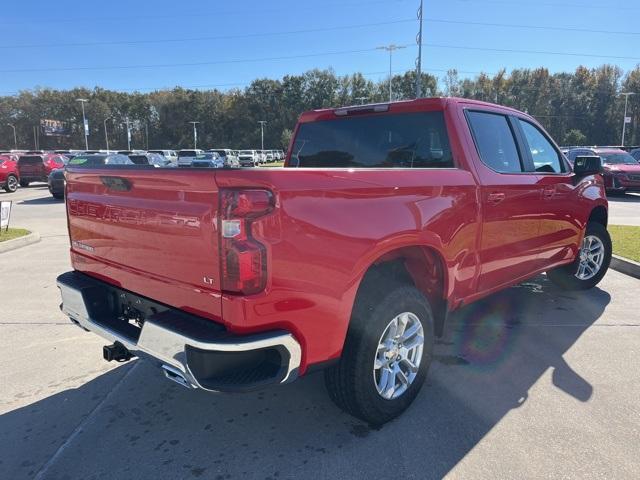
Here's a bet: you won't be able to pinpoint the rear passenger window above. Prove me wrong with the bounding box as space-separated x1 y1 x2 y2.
467 111 523 173
291 111 454 168
518 120 564 173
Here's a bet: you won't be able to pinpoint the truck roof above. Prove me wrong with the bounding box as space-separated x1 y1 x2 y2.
298 97 531 123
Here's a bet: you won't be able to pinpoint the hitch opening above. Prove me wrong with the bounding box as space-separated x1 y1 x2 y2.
103 342 134 362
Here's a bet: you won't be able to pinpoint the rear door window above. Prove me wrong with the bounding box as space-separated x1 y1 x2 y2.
291 111 454 168
518 119 564 173
466 111 523 173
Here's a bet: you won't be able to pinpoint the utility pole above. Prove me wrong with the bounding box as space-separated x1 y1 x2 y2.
377 44 406 102
619 92 635 146
355 96 368 105
415 0 424 98
145 123 149 151
188 121 200 149
103 117 110 151
124 118 132 150
258 120 267 151
7 123 17 149
76 98 89 150
33 126 37 150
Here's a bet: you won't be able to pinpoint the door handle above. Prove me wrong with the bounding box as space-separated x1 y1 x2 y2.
487 192 505 204
543 187 555 199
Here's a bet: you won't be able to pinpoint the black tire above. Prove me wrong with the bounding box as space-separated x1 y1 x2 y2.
19 180 30 188
547 222 611 291
52 192 64 200
4 174 18 193
325 284 434 425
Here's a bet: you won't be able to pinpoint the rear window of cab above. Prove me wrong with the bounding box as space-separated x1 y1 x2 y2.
290 111 454 169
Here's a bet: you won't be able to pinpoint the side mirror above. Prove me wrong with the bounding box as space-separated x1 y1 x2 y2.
573 156 603 177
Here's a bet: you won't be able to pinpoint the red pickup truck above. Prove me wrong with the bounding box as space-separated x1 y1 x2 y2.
57 98 610 424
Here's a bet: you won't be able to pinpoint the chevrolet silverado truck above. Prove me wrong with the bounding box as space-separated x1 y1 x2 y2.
57 98 610 424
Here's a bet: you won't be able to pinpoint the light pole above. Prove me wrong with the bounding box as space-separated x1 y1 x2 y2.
619 92 635 146
258 120 267 152
6 123 17 149
188 121 200 149
103 117 110 151
76 98 89 150
377 44 406 102
415 0 424 98
124 118 132 150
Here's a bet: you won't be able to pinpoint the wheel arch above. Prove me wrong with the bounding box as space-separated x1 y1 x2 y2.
351 244 449 337
588 204 608 228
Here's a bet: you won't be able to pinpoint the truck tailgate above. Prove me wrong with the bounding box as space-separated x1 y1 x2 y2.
65 167 223 321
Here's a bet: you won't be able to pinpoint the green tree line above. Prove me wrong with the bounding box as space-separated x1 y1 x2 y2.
1 65 639 151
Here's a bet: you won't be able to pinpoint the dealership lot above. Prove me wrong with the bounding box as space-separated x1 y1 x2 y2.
1 186 639 480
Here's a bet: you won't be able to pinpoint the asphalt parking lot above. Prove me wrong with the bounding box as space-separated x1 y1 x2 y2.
1 185 639 480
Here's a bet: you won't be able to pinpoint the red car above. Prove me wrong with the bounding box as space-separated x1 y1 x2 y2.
0 154 20 192
57 98 610 424
567 147 640 193
17 152 66 187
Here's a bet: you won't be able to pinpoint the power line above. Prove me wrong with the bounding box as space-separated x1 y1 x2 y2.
0 45 414 74
0 0 412 27
4 41 639 75
424 18 640 36
4 16 637 51
452 0 640 11
0 18 416 50
423 43 640 62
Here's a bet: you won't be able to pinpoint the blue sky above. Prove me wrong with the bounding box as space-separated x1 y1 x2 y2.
0 0 638 94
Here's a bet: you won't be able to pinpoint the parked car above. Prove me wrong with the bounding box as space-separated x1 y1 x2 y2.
0 154 20 192
238 149 259 167
148 150 178 164
47 168 66 199
50 154 131 200
177 149 203 167
208 149 240 168
191 152 224 168
629 148 640 161
58 97 610 425
128 152 172 167
17 153 66 187
567 147 640 193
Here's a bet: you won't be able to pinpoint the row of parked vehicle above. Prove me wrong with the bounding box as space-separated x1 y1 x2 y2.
0 147 286 199
175 149 285 167
562 146 640 194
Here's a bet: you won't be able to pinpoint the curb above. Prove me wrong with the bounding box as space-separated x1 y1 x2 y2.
0 231 41 254
610 254 640 280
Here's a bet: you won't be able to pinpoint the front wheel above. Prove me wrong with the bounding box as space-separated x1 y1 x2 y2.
325 285 434 425
4 174 18 192
547 222 611 290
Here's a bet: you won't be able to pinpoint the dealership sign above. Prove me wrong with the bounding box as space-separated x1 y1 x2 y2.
40 119 71 137
0 200 11 231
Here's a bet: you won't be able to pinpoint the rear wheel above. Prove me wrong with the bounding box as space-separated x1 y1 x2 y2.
547 222 611 290
325 284 434 425
19 180 30 188
4 174 18 192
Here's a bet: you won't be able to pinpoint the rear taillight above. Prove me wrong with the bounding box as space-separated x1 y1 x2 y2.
219 189 273 295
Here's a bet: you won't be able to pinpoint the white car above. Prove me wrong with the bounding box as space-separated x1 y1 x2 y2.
238 150 259 167
149 150 178 164
177 149 203 167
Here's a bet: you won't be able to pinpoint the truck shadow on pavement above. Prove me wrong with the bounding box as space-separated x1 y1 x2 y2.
0 276 610 480
18 196 62 206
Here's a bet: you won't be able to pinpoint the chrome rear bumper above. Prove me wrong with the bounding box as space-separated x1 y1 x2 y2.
56 271 301 392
